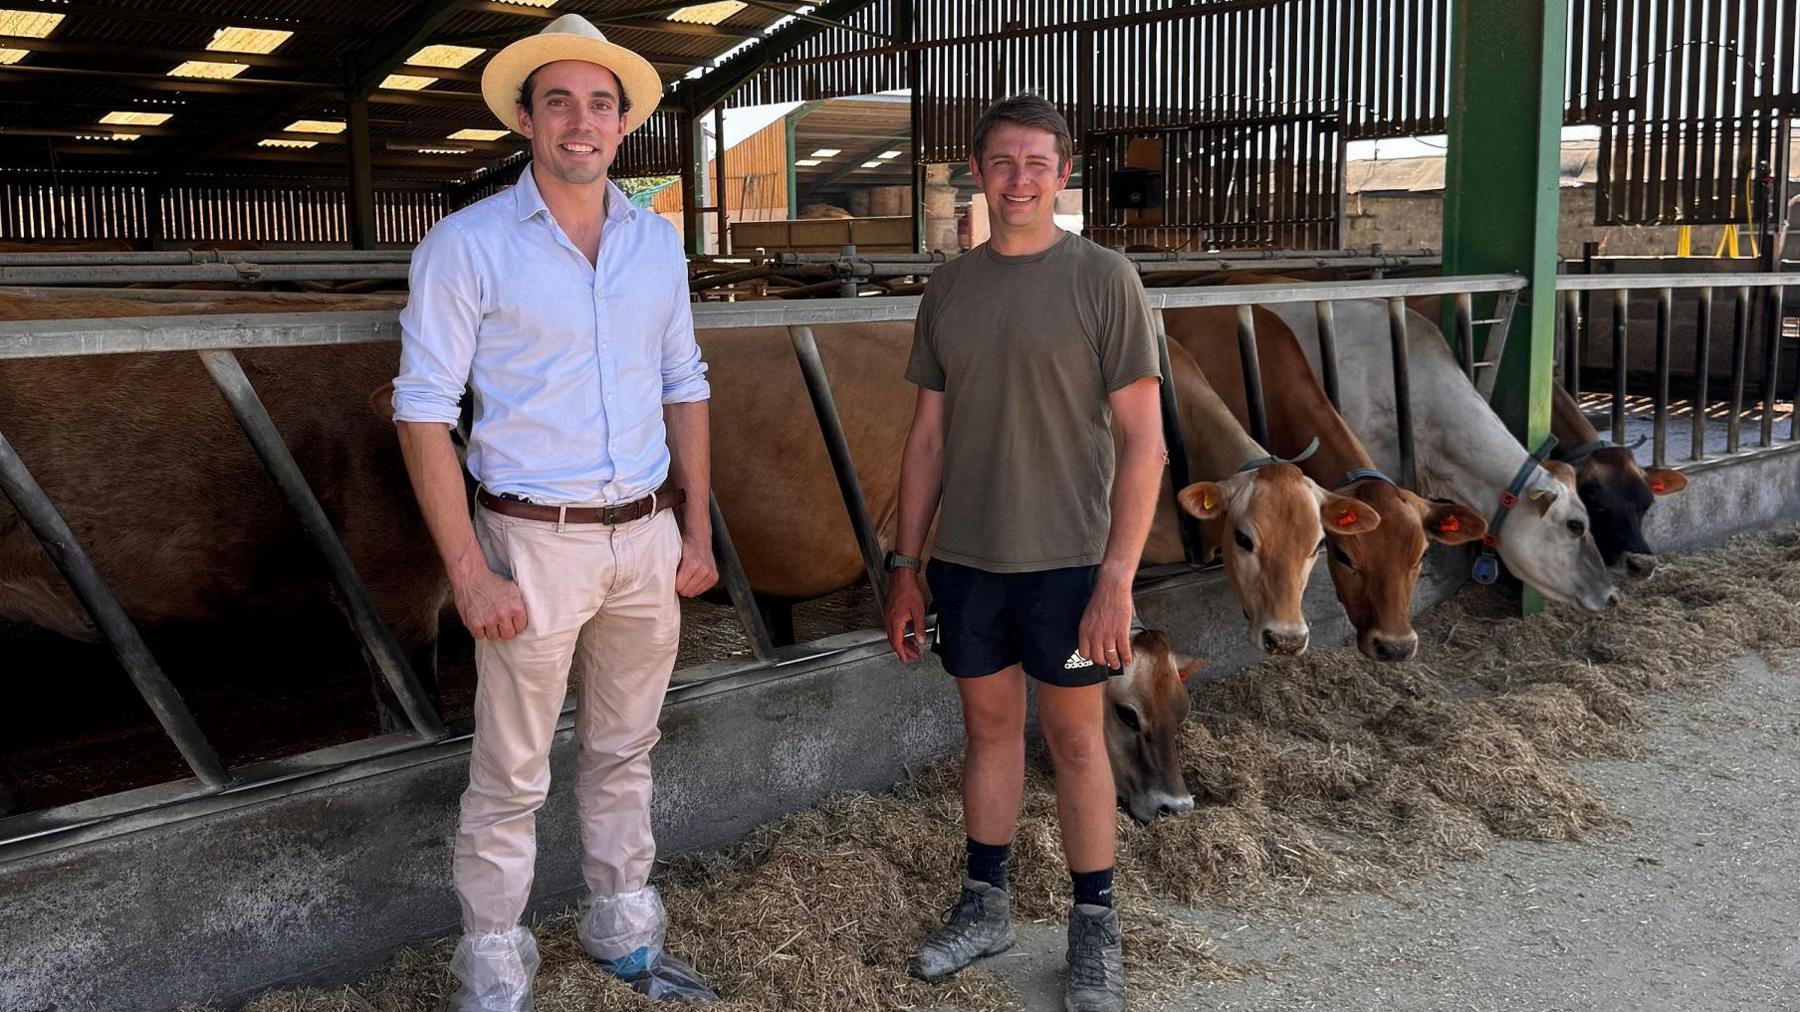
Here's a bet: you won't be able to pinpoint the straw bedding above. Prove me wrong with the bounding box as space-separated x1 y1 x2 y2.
192 526 1800 1012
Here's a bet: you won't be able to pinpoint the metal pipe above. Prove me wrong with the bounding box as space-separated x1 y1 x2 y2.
1653 287 1672 466
1386 297 1417 490
1560 289 1580 398
1315 300 1342 410
688 264 773 292
1693 286 1713 461
1612 289 1629 445
1759 283 1785 447
0 263 411 285
197 349 445 740
1474 290 1519 402
1153 318 1201 564
709 492 775 663
0 429 230 788
1728 286 1751 455
785 325 886 613
1234 304 1271 447
1455 291 1476 383
0 250 415 267
1556 271 1800 291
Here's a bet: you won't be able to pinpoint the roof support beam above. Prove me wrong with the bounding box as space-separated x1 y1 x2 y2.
348 0 469 99
808 133 909 191
690 0 883 112
348 93 378 249
0 64 333 94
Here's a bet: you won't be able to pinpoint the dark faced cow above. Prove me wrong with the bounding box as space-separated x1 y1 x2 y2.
1551 384 1688 578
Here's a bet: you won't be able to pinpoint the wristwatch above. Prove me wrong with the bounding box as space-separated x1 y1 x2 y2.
883 550 921 573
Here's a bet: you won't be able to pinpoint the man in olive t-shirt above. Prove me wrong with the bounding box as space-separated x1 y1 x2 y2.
882 94 1166 1012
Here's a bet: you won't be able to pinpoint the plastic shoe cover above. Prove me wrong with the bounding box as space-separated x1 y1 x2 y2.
578 886 667 963
447 926 540 1012
622 947 720 1003
580 888 719 1003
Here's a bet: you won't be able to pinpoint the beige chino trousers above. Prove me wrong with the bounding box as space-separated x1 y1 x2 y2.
454 503 682 934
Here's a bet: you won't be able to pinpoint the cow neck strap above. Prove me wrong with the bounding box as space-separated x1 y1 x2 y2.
1561 433 1648 462
1236 436 1321 474
1334 467 1395 490
1472 434 1558 585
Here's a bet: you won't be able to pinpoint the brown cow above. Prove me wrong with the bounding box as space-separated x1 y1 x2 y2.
0 290 447 729
1550 384 1687 578
1147 313 1383 655
1165 306 1486 661
1105 628 1202 823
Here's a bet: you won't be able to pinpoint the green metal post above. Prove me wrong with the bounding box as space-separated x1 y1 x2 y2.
1443 0 1568 615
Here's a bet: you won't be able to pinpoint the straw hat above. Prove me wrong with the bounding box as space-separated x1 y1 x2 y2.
480 13 664 135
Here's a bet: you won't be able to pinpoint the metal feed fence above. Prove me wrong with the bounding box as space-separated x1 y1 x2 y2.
0 273 1523 847
1557 272 1800 467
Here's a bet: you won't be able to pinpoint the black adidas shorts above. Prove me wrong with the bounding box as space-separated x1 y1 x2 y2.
926 558 1121 688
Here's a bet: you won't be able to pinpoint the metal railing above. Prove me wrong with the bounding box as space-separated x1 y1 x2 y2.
1556 272 1800 465
0 272 1523 842
0 247 1442 290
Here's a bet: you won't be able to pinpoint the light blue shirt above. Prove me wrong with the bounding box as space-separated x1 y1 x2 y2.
392 164 710 504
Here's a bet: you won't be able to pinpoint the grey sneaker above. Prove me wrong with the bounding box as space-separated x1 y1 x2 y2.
1064 904 1125 1012
907 878 1015 981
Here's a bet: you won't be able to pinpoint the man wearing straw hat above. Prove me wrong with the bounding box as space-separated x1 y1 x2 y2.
392 13 719 1009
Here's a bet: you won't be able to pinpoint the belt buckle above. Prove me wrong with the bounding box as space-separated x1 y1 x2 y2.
600 503 624 525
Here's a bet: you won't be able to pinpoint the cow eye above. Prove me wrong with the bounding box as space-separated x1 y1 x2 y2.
1113 704 1142 732
1330 544 1356 569
1234 529 1255 552
1567 519 1586 538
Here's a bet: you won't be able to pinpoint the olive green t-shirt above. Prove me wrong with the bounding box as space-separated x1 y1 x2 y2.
905 231 1161 573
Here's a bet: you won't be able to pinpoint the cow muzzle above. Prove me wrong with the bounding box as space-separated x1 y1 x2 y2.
1259 625 1309 656
1620 552 1657 579
1127 790 1196 824
1368 632 1419 662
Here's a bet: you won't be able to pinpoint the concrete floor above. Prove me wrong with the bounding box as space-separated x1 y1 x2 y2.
979 652 1800 1012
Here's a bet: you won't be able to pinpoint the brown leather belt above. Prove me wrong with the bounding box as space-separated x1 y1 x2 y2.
476 487 685 525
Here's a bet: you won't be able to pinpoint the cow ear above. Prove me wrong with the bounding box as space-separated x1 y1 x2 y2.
1422 501 1486 545
1543 458 1578 489
368 382 397 421
1644 467 1688 496
1319 493 1380 535
1178 481 1228 519
1173 653 1205 682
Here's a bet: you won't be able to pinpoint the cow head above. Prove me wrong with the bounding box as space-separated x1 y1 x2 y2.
1326 479 1486 662
1494 460 1619 611
1568 446 1687 579
1178 463 1380 655
1104 629 1202 824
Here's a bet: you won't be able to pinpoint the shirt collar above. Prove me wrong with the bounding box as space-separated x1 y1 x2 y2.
512 162 636 225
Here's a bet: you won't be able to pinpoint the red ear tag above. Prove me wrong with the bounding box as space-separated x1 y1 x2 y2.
1649 479 1667 494
1440 515 1462 534
1178 667 1191 683
1336 509 1360 528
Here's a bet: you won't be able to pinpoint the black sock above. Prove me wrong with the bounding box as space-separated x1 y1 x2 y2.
1071 867 1115 909
966 837 1010 891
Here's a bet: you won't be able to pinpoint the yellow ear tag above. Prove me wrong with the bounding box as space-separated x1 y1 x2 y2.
1202 490 1217 511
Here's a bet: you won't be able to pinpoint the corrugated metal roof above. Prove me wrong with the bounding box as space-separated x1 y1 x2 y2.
0 0 791 187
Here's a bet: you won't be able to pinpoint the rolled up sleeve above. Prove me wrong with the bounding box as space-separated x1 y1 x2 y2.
393 221 481 425
658 249 711 405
